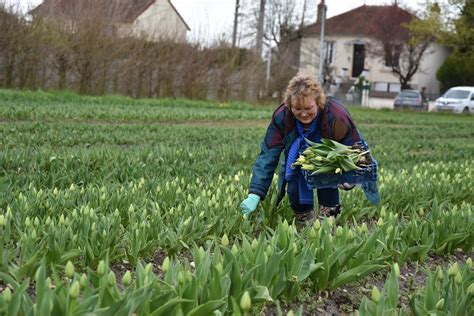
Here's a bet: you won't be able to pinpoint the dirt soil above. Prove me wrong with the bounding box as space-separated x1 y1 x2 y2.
261 250 473 315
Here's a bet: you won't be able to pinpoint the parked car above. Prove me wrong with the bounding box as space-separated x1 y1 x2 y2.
434 86 474 114
393 90 429 111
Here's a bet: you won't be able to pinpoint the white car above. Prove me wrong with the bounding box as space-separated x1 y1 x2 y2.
434 86 474 114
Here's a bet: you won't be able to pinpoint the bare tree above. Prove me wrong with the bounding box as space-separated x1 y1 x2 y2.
0 0 266 101
367 5 432 89
232 0 240 48
255 0 266 55
240 0 314 97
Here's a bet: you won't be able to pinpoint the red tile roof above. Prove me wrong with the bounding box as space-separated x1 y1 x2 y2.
31 0 154 22
304 5 414 39
31 0 190 30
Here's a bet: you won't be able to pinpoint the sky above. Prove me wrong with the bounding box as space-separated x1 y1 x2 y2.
12 0 445 43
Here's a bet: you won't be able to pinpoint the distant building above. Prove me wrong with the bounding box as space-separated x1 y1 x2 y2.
300 2 449 100
31 0 190 42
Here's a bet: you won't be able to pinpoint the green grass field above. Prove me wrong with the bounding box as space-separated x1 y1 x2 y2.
0 89 473 315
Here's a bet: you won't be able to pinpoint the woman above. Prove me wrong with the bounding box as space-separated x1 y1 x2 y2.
240 74 363 225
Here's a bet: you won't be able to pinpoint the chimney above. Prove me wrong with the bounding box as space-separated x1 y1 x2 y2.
317 0 327 24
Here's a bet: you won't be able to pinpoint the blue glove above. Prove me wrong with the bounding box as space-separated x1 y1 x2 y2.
240 194 260 215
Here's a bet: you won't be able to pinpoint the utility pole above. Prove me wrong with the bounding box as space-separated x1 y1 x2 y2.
265 14 274 93
317 0 326 84
256 0 266 56
232 0 240 48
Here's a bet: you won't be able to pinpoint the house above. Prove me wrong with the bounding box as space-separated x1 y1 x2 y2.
30 0 190 43
299 2 450 105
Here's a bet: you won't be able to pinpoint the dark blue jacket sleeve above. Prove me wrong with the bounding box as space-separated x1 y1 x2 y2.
249 112 285 200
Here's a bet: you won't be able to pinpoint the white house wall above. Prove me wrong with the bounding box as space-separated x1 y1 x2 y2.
301 34 448 95
413 42 450 96
301 35 400 83
119 0 187 42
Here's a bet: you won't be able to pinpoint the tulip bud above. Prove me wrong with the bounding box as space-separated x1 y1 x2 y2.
145 263 153 274
436 267 444 281
266 245 272 256
221 234 229 247
336 226 343 237
361 222 368 233
448 263 459 277
162 257 170 273
25 217 31 227
466 257 473 269
183 217 191 226
468 283 474 296
0 215 5 226
65 261 75 278
313 219 321 230
69 281 80 299
240 291 251 312
231 244 239 255
393 263 400 277
80 274 88 289
107 271 116 286
122 271 132 286
435 298 444 310
198 247 205 260
347 229 354 239
455 272 462 285
327 217 334 227
97 260 106 276
251 239 258 251
178 271 185 284
371 286 380 303
3 287 12 303
377 217 384 227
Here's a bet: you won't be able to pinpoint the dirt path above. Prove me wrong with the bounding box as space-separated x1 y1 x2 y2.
0 117 420 129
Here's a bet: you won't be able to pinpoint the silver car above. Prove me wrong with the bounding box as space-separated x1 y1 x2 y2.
394 90 429 111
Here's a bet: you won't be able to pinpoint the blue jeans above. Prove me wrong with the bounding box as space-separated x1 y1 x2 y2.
287 179 339 213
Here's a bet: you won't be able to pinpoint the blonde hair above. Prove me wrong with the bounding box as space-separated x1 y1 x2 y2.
284 74 326 110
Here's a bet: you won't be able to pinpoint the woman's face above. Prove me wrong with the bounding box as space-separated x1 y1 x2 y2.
291 97 318 126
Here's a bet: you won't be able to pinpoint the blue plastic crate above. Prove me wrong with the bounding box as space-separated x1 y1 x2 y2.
302 141 378 190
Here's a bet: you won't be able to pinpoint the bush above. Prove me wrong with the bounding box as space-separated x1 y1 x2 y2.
437 52 474 92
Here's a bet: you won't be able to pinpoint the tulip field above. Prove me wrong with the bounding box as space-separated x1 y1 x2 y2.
0 89 473 315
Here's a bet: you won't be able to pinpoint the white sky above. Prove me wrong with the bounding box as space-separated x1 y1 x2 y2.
12 0 446 43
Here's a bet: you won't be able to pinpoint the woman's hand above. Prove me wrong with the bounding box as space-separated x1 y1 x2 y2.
338 183 355 191
240 194 260 215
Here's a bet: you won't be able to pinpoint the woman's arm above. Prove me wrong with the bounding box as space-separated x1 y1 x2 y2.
248 108 286 200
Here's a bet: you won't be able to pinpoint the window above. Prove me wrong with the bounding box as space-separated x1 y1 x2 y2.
389 83 401 93
374 82 401 93
374 82 388 92
324 41 335 64
444 90 470 99
384 48 400 68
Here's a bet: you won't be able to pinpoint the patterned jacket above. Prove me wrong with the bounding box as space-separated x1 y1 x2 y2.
249 96 363 201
